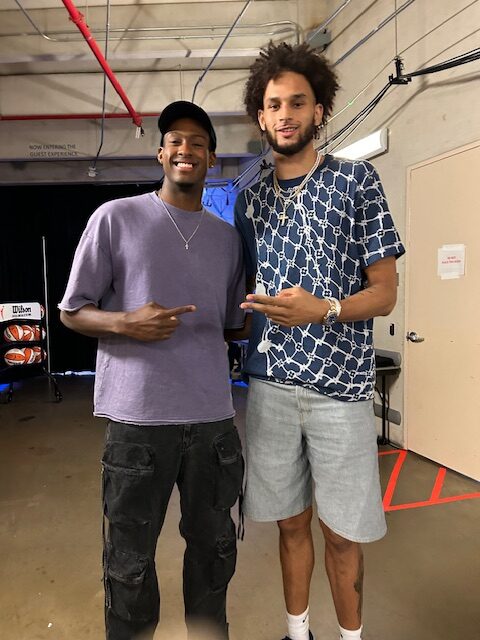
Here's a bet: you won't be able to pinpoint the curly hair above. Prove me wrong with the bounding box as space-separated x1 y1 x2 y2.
244 41 339 127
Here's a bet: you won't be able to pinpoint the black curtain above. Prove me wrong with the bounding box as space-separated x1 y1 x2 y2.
0 183 156 372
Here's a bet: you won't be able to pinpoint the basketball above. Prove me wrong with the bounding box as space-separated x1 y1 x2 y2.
4 347 37 366
3 324 44 343
32 346 46 363
20 325 35 341
32 325 46 341
24 347 37 364
3 324 23 342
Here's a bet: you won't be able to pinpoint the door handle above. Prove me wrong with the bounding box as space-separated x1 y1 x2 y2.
406 331 425 343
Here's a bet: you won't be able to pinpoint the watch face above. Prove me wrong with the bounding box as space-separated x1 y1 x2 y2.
324 310 338 327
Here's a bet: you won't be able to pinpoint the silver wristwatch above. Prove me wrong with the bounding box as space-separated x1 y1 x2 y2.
322 297 342 327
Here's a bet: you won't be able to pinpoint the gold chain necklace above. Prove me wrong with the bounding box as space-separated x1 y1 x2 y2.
158 197 206 250
272 152 323 224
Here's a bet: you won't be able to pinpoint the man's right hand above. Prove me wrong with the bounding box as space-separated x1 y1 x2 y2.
60 302 196 341
118 302 196 341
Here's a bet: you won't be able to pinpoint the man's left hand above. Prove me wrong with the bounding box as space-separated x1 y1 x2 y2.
240 287 329 327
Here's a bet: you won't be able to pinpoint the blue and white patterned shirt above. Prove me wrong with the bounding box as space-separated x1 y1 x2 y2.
234 154 405 401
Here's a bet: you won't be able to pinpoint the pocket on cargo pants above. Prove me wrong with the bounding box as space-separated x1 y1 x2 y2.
102 441 155 525
212 427 244 510
105 544 158 623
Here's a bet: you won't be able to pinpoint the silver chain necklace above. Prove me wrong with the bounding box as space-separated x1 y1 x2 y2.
272 152 323 224
158 197 206 250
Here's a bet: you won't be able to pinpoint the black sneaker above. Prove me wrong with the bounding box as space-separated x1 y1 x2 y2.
281 632 315 640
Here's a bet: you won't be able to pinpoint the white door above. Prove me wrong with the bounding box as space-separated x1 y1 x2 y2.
405 140 480 481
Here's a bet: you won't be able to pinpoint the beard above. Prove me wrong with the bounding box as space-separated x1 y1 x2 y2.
265 120 316 157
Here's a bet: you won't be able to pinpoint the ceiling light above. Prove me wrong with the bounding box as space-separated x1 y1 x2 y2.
333 128 388 161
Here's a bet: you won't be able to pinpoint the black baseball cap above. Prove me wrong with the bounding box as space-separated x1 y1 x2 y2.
158 100 217 152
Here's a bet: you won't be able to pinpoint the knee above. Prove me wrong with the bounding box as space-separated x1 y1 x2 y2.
181 518 237 593
211 534 237 592
277 508 312 541
322 523 359 556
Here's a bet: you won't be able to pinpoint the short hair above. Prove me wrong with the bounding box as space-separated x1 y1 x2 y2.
244 41 339 127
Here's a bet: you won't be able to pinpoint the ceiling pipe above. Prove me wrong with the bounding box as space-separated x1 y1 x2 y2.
60 0 143 131
307 0 353 43
0 113 157 121
191 0 253 103
334 0 416 66
4 20 300 43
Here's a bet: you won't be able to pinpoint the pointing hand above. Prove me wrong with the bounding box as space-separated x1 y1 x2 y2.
120 301 196 341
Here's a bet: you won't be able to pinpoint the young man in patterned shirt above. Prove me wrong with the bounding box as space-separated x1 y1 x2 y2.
234 42 405 640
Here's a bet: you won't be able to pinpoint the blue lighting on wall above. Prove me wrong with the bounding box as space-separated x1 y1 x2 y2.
202 182 237 225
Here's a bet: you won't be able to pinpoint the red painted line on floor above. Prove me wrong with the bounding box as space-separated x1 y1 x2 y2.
429 467 446 501
378 449 405 456
382 449 408 510
385 492 480 511
435 492 480 504
386 499 433 511
378 448 480 512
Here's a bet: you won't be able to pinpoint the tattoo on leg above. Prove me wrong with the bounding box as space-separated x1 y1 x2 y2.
353 552 364 621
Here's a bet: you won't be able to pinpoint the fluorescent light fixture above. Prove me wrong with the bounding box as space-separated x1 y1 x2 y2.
333 128 388 161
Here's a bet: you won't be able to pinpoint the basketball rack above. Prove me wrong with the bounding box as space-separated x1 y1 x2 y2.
1 235 63 403
0 301 62 403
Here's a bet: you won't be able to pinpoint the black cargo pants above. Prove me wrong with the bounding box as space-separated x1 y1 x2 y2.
101 418 243 640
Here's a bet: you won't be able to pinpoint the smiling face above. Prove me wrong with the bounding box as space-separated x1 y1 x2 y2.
258 71 324 157
157 117 216 190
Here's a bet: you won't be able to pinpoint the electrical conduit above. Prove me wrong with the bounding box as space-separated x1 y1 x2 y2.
60 0 143 131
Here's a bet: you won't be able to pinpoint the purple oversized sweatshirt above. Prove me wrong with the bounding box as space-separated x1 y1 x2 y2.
59 192 245 425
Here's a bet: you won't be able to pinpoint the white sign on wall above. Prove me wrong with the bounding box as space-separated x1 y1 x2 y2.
437 244 466 280
27 143 80 159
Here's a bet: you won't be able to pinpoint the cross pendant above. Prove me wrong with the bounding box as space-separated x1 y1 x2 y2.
185 243 189 250
278 210 288 225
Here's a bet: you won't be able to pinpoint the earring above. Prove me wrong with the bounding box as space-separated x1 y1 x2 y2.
314 123 324 140
260 129 268 154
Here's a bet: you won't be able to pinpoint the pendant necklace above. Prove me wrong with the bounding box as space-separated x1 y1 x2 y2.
158 197 205 250
272 152 322 224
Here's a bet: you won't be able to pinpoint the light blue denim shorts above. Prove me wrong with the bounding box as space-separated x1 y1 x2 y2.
244 378 386 543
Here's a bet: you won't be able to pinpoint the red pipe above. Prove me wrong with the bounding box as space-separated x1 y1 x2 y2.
61 0 143 130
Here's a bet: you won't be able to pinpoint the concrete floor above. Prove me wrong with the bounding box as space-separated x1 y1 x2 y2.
1 376 479 640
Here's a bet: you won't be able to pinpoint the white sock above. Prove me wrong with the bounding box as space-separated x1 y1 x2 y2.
339 624 362 639
286 606 309 640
